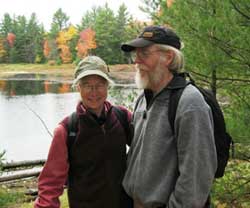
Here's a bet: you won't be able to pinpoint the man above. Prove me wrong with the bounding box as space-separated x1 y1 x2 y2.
121 26 217 208
34 56 132 208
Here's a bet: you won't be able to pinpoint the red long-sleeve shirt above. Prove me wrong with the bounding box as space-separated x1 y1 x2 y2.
34 124 69 208
34 101 132 208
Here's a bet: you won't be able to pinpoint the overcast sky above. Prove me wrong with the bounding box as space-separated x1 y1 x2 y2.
0 0 149 30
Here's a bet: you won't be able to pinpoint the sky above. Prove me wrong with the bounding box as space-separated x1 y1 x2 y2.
0 0 149 30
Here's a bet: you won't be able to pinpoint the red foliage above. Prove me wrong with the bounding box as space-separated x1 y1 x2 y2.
76 28 97 59
6 33 16 47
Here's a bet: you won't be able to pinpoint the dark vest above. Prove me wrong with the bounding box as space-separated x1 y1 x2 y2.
62 109 132 208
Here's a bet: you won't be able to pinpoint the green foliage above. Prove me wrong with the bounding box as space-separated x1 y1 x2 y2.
212 159 250 207
141 0 250 141
0 150 5 172
0 13 45 63
18 190 68 208
0 3 142 65
109 86 140 111
50 8 70 38
78 3 140 64
0 187 25 207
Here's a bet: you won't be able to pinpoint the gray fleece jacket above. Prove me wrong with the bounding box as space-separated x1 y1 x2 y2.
123 84 217 208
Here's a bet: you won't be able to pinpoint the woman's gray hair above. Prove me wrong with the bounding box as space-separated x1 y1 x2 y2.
155 44 184 73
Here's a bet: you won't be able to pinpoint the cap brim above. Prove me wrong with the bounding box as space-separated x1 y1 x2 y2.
73 70 114 85
121 38 154 52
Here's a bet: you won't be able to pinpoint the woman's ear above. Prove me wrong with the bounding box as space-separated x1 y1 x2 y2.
76 83 81 92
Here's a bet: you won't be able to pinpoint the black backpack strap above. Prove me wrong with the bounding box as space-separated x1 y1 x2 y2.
67 111 78 158
113 106 130 142
168 73 190 134
168 88 185 134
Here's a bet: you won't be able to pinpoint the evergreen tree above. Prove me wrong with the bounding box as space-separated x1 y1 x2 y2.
50 8 70 38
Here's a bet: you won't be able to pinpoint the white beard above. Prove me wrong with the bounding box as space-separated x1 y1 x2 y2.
135 60 166 90
135 65 149 89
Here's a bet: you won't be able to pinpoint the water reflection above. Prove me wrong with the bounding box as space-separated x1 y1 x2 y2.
0 79 139 162
0 79 72 96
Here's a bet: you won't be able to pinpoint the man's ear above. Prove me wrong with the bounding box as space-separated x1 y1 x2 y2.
164 50 174 67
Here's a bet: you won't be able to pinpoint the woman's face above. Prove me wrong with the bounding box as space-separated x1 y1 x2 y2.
78 75 108 115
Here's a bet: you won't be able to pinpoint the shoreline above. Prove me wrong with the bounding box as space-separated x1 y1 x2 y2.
0 63 136 84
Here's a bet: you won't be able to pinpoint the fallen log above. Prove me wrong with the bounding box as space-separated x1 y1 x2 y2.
2 159 46 170
0 170 41 183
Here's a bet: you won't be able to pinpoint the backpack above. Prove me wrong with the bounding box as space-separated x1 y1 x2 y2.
66 106 130 154
168 72 233 178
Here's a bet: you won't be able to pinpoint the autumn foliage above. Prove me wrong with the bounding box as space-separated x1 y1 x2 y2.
76 28 97 59
0 38 7 59
56 25 77 63
43 39 50 58
166 0 174 8
6 33 16 47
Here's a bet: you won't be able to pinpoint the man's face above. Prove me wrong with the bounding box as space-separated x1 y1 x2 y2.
133 45 167 90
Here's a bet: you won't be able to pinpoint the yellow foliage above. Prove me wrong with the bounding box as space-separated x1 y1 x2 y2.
56 26 77 63
67 25 78 38
216 203 228 208
0 38 7 58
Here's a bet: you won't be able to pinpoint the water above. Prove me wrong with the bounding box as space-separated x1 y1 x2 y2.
0 79 138 162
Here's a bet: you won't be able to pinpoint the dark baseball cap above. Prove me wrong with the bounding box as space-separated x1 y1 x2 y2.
121 26 181 52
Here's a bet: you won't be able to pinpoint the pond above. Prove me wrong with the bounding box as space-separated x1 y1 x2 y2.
0 78 139 162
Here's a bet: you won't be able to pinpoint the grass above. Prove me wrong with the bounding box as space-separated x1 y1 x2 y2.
19 191 69 208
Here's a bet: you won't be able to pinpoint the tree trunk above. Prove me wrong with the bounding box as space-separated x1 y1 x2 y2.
0 170 41 182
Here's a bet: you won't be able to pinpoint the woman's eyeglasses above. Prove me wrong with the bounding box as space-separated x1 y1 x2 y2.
80 83 107 93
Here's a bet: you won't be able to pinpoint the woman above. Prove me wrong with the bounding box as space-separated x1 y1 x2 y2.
34 56 133 208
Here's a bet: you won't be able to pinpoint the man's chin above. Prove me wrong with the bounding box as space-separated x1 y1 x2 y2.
135 74 149 89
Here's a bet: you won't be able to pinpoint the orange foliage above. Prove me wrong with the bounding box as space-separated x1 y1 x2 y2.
44 81 50 93
10 89 16 96
0 80 6 91
166 0 174 8
6 33 16 47
58 83 70 93
59 45 72 64
43 39 50 58
76 28 97 59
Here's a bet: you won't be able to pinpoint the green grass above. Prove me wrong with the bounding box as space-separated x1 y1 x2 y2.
19 191 68 208
0 187 69 208
0 187 26 207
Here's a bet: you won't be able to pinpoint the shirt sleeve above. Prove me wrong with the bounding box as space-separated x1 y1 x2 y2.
34 124 69 208
168 105 217 207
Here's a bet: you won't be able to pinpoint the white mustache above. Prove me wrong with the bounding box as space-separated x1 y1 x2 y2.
135 64 147 72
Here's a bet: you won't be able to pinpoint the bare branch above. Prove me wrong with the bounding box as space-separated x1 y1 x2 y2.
23 103 53 138
230 0 250 20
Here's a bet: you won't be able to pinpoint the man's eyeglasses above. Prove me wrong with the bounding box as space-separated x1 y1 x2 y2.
80 83 107 93
130 50 162 62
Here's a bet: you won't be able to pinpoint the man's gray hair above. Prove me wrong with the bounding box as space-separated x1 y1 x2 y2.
156 44 184 73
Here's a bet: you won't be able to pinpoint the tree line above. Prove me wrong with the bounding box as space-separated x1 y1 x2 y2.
141 0 250 142
0 3 144 65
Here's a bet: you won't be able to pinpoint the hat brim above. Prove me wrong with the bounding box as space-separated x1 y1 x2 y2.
121 38 154 52
73 70 114 86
